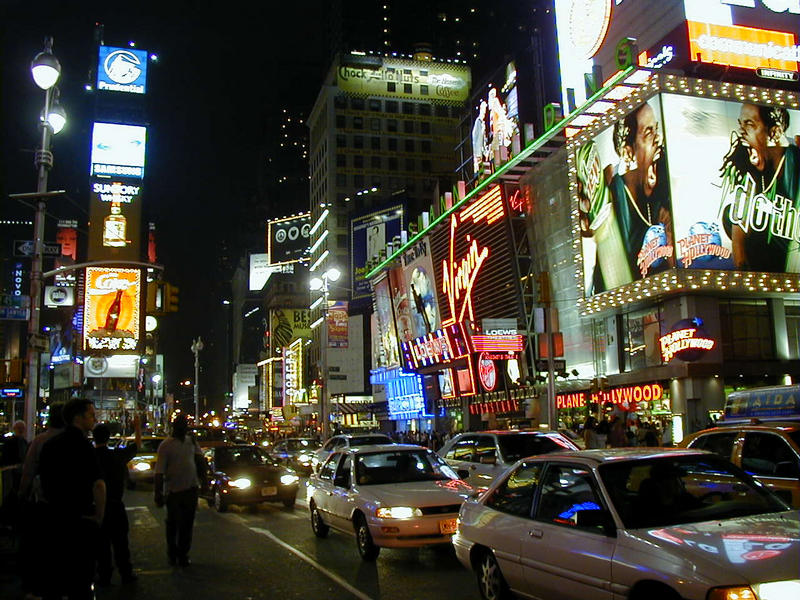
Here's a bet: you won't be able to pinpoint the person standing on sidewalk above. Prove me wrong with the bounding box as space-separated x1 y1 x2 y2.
39 398 106 600
154 413 203 567
93 414 142 586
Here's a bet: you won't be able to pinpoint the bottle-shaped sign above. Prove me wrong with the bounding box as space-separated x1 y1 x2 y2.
103 202 127 247
104 289 124 332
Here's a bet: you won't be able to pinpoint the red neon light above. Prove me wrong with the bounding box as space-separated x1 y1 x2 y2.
556 392 586 409
591 383 663 407
659 328 715 362
471 334 524 353
469 399 518 415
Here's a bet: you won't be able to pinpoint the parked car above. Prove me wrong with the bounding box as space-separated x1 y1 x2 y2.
454 448 798 600
121 436 166 489
269 437 321 474
438 430 580 490
680 420 800 507
307 444 474 560
311 433 394 472
191 426 236 448
202 445 300 512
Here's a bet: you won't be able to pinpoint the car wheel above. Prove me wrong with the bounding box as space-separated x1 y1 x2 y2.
354 515 380 561
281 495 296 509
213 489 228 513
478 551 510 600
310 502 329 538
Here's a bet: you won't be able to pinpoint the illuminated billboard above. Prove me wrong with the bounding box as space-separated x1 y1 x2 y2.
97 46 148 94
268 308 310 356
471 62 521 177
91 122 147 179
398 237 440 341
373 276 400 368
267 213 310 265
83 267 142 352
351 204 404 299
574 88 799 298
88 179 142 261
337 56 471 103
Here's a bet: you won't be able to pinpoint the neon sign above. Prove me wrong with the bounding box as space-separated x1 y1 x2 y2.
469 399 519 415
556 392 586 409
660 318 716 362
591 383 663 408
471 334 524 353
477 354 497 392
687 20 799 72
441 185 505 326
401 322 472 370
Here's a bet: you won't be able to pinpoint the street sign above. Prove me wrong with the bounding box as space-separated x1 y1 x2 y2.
535 359 566 372
14 240 62 257
0 306 29 320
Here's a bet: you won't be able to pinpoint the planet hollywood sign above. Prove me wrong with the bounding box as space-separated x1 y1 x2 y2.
591 383 664 408
659 318 716 362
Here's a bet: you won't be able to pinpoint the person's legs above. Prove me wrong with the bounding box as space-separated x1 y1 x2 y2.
95 517 113 584
165 493 179 564
175 487 198 565
109 502 134 580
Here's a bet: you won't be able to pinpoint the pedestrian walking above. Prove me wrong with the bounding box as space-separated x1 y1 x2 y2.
39 398 106 600
17 403 65 600
93 414 142 586
154 413 204 567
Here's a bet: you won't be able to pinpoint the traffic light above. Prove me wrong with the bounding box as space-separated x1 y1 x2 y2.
164 283 179 313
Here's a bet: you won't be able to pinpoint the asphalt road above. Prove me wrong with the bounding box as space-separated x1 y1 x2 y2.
3 482 482 600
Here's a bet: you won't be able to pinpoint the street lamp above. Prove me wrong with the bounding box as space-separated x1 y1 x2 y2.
24 37 66 441
309 266 341 440
191 337 204 423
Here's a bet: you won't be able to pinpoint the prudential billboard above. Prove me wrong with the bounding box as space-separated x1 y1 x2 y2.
97 46 148 94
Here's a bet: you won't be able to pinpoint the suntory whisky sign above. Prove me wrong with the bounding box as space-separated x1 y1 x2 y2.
88 178 142 262
83 267 142 353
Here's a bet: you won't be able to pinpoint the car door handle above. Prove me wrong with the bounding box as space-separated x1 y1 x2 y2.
528 528 543 538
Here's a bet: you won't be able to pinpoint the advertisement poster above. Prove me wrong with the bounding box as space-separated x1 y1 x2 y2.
90 122 147 179
269 308 311 355
399 237 439 340
97 46 148 94
267 214 310 265
472 62 520 176
83 267 141 352
350 204 404 299
373 277 400 367
88 179 142 261
661 93 799 274
326 301 349 348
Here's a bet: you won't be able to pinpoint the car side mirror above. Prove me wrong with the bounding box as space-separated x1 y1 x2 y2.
479 455 497 465
575 509 616 536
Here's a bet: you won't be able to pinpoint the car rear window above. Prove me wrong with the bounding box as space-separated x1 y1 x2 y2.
351 436 392 446
498 434 571 463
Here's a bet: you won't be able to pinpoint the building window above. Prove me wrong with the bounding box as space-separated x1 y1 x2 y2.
419 103 432 116
386 100 398 113
336 174 347 187
404 139 415 152
371 156 381 169
786 301 800 359
336 114 345 128
370 137 380 150
353 135 364 149
353 155 364 168
334 96 346 109
387 119 398 132
405 158 415 171
337 214 349 227
351 97 365 110
388 138 398 151
336 154 346 168
337 234 348 249
421 140 431 153
354 174 364 187
388 157 398 171
720 299 775 360
420 85 429 96
622 307 663 371
336 135 346 148
403 83 412 94
368 99 381 111
435 105 448 117
387 82 396 92
420 122 431 134
370 118 380 131
353 116 364 129
402 102 414 115
422 159 431 172
404 121 414 134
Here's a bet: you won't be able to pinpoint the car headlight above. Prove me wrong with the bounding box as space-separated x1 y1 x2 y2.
375 506 422 519
753 581 800 600
707 587 756 600
133 462 152 472
297 454 312 464
280 474 299 486
228 478 252 489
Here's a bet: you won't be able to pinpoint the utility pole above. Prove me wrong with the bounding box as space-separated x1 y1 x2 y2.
191 337 204 423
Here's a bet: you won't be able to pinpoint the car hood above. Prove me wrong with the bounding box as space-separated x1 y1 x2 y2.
220 464 282 479
357 479 474 506
622 511 800 585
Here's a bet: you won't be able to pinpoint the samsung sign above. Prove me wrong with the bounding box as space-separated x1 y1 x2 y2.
97 46 148 94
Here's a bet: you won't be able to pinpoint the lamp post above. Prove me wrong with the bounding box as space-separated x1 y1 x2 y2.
191 337 204 423
24 37 66 441
310 266 341 440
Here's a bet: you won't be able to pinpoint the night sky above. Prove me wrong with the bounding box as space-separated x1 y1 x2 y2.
1 1 330 407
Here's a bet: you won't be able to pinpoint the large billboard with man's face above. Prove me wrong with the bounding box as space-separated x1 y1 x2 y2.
576 89 800 297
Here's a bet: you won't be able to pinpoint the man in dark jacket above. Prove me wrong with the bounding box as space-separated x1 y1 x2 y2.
93 414 142 585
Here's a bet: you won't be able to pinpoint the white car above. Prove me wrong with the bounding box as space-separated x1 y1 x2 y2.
454 448 800 600
307 444 475 560
311 433 394 472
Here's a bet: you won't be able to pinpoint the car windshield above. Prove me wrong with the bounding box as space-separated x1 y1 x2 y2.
286 439 321 451
215 447 268 468
350 435 392 447
498 433 577 463
599 455 789 529
138 439 164 453
355 450 459 485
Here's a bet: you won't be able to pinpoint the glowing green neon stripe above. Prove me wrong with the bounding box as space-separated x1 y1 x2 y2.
365 65 637 279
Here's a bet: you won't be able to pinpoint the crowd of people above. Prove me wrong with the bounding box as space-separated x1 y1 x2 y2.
1 400 206 600
581 414 672 449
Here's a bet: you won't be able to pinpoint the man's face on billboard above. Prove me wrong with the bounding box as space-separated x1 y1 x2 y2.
738 104 768 171
633 103 661 197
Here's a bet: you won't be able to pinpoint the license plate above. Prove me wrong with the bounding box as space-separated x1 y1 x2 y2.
439 518 458 535
261 486 277 496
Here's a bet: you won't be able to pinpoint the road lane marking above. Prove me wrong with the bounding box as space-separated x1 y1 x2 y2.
249 527 375 600
126 505 160 529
